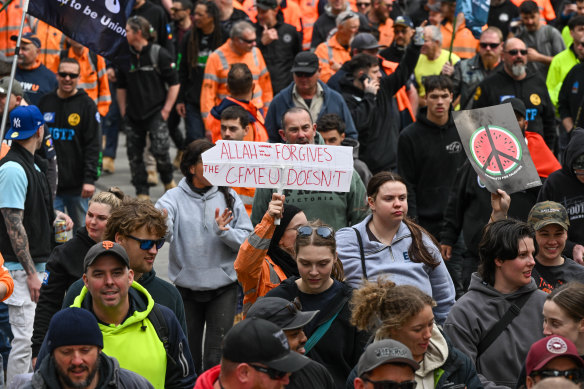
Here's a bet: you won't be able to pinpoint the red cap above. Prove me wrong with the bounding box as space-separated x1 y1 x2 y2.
526 336 584 376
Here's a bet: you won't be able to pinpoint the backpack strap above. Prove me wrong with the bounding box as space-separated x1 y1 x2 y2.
352 227 367 280
148 304 170 354
304 302 344 354
476 291 532 356
149 43 161 75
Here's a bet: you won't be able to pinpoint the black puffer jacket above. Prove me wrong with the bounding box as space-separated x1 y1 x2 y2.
31 227 95 358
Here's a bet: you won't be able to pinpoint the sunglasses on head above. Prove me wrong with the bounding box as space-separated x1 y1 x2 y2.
249 364 288 380
531 369 584 381
58 72 79 79
506 49 528 56
361 378 417 389
297 225 334 239
267 297 302 320
479 42 500 49
127 235 165 250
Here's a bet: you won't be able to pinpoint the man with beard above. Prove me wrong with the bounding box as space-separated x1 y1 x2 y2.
472 38 556 150
379 15 414 62
451 27 504 109
364 0 394 46
24 307 154 389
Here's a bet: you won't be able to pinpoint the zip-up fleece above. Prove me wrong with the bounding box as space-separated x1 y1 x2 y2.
38 88 101 195
444 274 546 389
336 215 456 324
71 282 197 389
155 178 253 290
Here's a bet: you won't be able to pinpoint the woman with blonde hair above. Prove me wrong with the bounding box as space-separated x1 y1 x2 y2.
350 278 482 389
30 187 125 361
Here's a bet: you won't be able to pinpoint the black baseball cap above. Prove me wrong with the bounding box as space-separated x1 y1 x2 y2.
505 97 526 118
351 33 382 51
257 0 278 10
222 318 311 372
291 52 319 74
84 241 130 272
246 297 319 330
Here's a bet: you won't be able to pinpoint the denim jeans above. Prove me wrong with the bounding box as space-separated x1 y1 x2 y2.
54 195 88 230
5 270 43 385
185 103 205 145
177 283 237 374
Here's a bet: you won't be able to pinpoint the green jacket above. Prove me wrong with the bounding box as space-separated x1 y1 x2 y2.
546 45 580 110
250 133 369 229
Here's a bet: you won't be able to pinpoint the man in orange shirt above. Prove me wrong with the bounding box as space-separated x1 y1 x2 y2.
439 0 479 59
200 21 272 119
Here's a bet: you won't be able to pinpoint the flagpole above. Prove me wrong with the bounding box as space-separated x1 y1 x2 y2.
1 0 30 141
448 12 457 63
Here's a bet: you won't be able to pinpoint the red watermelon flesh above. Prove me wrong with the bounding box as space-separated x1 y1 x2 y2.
471 127 521 175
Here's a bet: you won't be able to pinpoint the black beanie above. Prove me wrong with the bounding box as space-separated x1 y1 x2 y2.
47 308 103 354
270 204 303 248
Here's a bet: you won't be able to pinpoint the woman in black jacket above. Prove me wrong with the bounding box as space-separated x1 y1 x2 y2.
175 0 225 143
30 188 125 362
265 221 369 388
349 278 483 389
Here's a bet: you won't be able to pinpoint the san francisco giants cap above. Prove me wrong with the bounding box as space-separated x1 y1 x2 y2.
84 241 130 272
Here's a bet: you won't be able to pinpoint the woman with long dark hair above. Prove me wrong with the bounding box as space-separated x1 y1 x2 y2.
175 0 225 143
336 171 456 324
155 139 253 373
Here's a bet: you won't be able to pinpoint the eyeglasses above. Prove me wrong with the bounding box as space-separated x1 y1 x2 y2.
294 71 316 78
297 225 334 239
506 49 528 56
361 378 417 389
531 369 584 381
249 364 288 380
170 7 184 11
238 37 256 44
57 72 79 79
479 42 501 49
356 2 371 6
127 235 165 250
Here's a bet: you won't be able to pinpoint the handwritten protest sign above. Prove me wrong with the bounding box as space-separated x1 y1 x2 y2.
453 103 541 194
202 141 354 192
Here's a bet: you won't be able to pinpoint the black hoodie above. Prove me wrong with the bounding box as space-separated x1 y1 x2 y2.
538 129 584 257
38 89 100 195
397 107 466 239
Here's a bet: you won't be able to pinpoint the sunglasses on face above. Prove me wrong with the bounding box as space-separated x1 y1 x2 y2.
249 364 288 380
506 49 528 56
480 42 500 49
58 72 79 79
361 378 418 389
531 369 584 381
294 71 316 78
297 225 334 239
357 2 371 6
127 235 165 250
238 37 256 44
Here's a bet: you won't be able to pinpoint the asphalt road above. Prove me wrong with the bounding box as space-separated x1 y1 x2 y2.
95 132 184 282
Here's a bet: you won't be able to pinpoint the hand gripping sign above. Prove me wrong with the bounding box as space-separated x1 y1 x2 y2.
453 103 541 194
202 141 354 191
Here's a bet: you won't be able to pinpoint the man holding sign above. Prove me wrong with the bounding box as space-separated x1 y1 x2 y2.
247 107 368 230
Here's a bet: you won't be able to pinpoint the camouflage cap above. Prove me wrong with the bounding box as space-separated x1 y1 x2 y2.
527 201 570 231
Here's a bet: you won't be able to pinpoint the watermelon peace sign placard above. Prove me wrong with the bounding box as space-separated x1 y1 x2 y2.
453 103 541 194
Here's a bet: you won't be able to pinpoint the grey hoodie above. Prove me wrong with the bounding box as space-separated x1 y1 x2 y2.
444 274 546 389
156 178 253 290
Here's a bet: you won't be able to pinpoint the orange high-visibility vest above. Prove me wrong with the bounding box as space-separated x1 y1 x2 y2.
510 0 556 22
440 20 478 59
294 0 318 50
32 20 65 71
206 97 269 144
200 40 273 118
0 0 31 58
315 34 352 83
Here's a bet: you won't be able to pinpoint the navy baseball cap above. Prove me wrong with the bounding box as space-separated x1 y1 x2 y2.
6 106 44 140
394 15 414 28
10 33 41 48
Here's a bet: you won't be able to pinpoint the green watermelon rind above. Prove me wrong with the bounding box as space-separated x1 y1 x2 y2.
469 125 522 176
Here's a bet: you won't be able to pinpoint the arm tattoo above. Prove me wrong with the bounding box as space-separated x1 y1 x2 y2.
1 208 36 275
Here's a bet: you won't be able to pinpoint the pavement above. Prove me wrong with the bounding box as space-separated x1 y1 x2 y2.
95 132 184 282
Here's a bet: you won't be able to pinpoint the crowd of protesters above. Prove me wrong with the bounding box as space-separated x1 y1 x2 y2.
1 0 584 387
